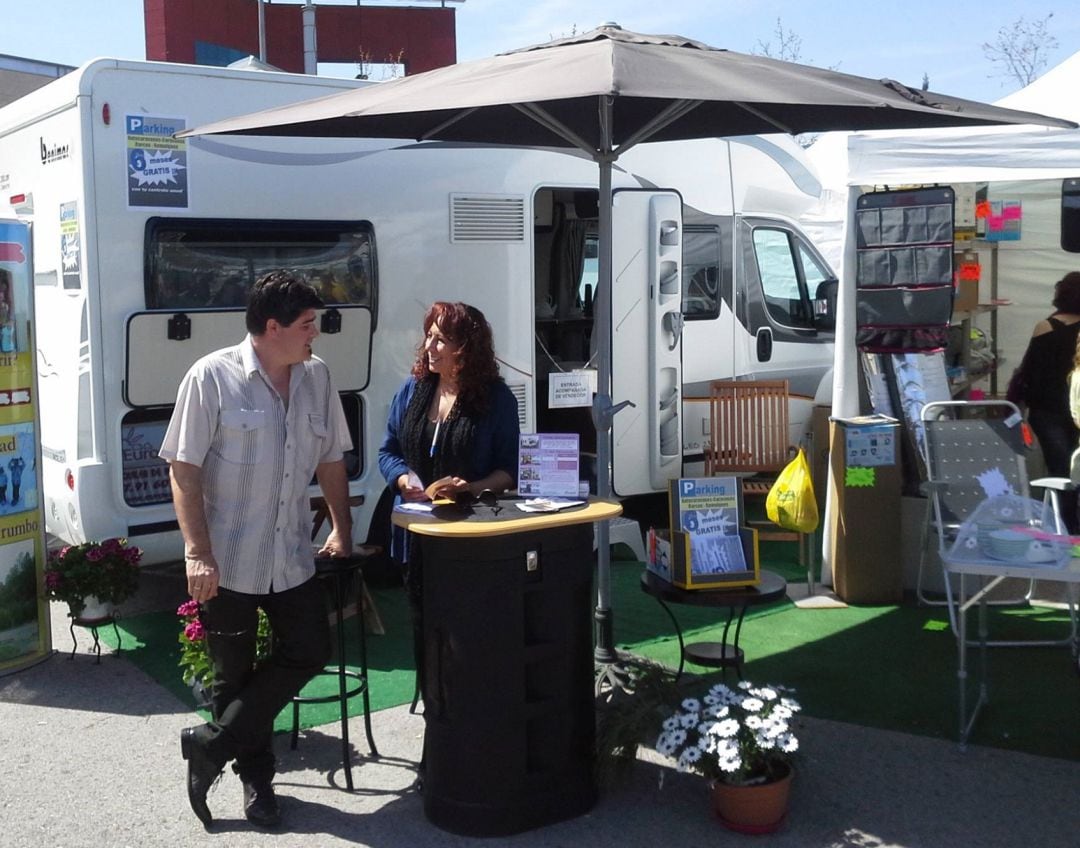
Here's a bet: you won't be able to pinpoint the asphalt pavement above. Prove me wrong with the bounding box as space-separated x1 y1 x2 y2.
1 564 1078 848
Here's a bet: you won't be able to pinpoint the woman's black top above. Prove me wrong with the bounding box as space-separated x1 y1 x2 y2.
1021 316 1080 415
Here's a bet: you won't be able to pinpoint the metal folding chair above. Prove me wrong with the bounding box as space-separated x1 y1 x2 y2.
921 400 1080 745
919 399 1074 644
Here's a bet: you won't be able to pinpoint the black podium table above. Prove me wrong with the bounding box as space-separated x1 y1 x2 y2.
640 569 787 679
393 498 621 837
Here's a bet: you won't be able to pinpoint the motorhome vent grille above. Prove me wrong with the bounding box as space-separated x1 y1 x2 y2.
450 194 526 242
509 383 528 431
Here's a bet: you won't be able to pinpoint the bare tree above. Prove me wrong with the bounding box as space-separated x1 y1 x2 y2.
755 17 804 63
982 13 1059 87
752 19 826 148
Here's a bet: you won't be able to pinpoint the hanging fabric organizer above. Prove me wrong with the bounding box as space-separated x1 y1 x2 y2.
855 187 956 353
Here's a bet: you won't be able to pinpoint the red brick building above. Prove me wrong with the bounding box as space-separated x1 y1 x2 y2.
143 0 457 75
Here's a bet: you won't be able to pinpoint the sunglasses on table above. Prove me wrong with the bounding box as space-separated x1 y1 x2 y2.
451 488 501 514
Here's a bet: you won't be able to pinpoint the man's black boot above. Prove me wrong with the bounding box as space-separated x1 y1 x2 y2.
180 726 226 829
242 779 282 828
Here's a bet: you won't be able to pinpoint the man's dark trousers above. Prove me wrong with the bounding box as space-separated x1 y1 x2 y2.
201 577 331 781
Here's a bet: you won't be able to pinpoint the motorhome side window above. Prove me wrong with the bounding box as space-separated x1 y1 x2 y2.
752 227 820 329
682 226 723 319
144 219 376 309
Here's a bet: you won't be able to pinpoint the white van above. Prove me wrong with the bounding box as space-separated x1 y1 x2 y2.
0 59 836 563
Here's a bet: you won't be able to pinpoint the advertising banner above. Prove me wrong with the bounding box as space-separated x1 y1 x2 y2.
126 115 189 209
0 219 50 675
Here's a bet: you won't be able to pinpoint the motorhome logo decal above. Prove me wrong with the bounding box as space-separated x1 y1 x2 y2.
125 115 189 209
40 137 70 165
59 201 81 289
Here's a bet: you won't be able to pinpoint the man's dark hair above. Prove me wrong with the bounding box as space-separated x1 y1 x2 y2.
246 270 323 334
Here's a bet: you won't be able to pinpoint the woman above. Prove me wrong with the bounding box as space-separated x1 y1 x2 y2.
1012 271 1080 533
379 301 519 503
378 302 519 710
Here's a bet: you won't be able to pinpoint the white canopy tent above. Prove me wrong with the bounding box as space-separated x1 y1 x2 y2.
809 51 1080 583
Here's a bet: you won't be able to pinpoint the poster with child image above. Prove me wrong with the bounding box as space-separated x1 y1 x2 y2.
0 219 49 674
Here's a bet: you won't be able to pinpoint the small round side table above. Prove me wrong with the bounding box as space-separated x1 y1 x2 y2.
639 569 787 679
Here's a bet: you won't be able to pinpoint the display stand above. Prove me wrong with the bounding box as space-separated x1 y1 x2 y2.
393 497 620 837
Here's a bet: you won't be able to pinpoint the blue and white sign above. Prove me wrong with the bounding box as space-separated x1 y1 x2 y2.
126 115 188 208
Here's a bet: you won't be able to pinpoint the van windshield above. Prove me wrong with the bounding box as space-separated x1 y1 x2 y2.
144 218 375 309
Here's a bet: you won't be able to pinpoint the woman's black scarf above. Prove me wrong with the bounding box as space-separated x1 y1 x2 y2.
400 375 480 485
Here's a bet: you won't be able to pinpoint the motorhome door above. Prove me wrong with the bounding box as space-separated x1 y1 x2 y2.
611 189 684 496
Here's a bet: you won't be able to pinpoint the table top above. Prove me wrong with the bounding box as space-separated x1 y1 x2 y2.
943 556 1080 584
392 497 622 538
640 568 788 608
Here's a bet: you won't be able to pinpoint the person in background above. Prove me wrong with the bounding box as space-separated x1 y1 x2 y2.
8 456 24 505
160 270 353 830
1067 330 1080 503
377 302 519 718
1011 270 1080 533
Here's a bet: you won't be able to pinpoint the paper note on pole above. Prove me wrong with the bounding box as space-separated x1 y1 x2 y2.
548 370 596 408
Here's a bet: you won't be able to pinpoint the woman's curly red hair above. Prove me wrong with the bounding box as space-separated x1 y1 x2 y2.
411 302 501 413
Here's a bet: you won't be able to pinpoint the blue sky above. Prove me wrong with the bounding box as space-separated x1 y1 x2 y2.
2 1 1079 104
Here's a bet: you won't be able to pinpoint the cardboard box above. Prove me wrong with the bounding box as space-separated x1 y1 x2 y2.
810 405 831 515
954 277 979 313
828 417 903 604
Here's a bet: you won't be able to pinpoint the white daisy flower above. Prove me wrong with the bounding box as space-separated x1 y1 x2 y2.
655 732 678 756
677 747 702 772
715 718 739 737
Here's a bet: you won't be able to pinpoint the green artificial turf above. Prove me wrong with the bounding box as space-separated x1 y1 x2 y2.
100 542 1079 759
617 560 1080 761
100 585 418 734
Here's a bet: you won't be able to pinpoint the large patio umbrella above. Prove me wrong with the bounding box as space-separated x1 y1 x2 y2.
181 24 1074 672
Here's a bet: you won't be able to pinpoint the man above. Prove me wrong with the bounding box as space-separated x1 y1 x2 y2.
160 270 352 830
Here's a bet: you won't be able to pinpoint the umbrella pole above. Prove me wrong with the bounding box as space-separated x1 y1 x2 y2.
593 151 616 668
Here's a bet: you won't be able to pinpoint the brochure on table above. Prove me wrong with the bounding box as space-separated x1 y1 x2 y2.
518 433 580 497
656 477 760 589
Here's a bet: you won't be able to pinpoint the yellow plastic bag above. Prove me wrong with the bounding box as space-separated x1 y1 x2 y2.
765 448 819 534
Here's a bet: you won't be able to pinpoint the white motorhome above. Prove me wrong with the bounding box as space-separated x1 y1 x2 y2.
0 59 837 563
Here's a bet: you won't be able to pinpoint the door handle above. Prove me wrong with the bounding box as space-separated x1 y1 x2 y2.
663 311 684 351
756 327 773 362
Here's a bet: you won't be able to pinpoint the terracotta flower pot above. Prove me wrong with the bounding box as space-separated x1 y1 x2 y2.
710 762 793 834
